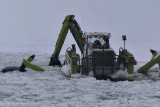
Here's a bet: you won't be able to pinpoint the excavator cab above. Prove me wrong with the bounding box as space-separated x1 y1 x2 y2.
82 32 116 79
83 32 111 55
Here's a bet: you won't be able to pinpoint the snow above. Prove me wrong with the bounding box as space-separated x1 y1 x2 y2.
61 64 71 77
0 0 160 106
0 52 160 107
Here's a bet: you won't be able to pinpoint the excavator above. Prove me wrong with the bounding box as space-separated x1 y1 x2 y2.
49 15 138 81
1 15 160 81
49 15 160 81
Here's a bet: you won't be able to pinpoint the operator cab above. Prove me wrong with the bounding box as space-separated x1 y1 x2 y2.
83 32 111 56
82 32 115 78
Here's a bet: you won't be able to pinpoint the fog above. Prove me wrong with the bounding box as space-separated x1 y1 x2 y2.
0 0 160 61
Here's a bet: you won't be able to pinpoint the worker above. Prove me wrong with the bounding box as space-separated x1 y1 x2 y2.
103 36 110 48
93 39 102 47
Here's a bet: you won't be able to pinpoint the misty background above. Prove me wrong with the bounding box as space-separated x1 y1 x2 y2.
0 0 160 61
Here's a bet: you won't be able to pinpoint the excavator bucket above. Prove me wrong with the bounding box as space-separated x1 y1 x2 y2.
49 54 62 66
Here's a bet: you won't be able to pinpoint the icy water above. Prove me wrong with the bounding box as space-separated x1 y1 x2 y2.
0 52 160 107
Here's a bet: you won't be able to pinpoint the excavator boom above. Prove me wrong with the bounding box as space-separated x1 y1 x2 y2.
49 15 84 66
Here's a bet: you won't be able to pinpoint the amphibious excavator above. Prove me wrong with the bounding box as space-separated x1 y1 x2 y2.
1 15 160 81
49 15 138 81
49 15 160 81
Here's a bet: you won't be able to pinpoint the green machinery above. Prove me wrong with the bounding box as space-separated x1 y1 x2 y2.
50 15 160 81
137 49 160 74
49 15 84 66
2 15 160 80
2 55 44 73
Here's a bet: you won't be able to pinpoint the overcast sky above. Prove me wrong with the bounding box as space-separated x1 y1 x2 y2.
0 0 160 61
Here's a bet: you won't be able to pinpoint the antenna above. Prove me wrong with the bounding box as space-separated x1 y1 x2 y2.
122 35 126 49
109 17 112 33
83 17 86 33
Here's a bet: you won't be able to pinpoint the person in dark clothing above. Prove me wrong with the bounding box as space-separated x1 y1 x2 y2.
93 39 102 47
